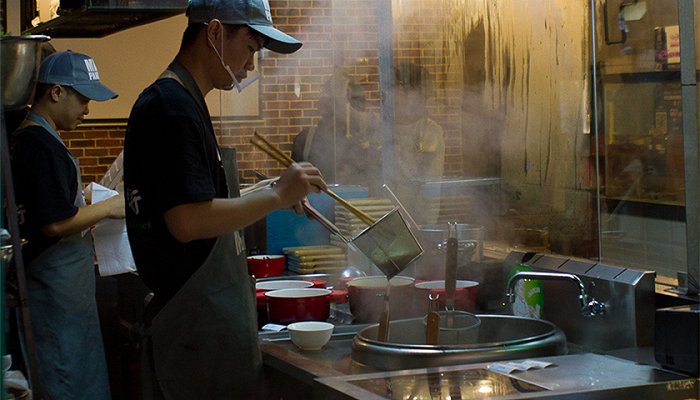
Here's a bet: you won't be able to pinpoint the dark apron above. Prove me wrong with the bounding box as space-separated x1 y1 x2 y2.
24 113 111 400
141 71 262 400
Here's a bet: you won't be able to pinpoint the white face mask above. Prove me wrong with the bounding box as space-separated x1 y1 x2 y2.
208 32 260 93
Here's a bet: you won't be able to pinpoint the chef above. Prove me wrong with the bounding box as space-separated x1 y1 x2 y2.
123 0 326 398
11 50 123 399
392 61 445 224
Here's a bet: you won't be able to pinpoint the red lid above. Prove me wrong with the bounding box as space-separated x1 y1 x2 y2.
309 279 327 288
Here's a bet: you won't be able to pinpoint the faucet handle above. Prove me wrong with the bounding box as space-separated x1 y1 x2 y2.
583 299 606 316
581 281 606 316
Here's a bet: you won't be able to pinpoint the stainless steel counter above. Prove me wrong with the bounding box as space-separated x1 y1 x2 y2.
259 326 699 400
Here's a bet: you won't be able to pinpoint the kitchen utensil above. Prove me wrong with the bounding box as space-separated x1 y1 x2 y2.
250 132 375 225
425 311 440 345
351 208 423 280
247 255 286 277
287 321 334 351
381 184 420 231
251 135 422 279
421 310 481 344
377 292 390 342
414 223 483 280
414 280 479 315
265 288 331 324
445 222 458 328
346 276 415 323
1 35 50 110
340 265 366 279
255 280 313 291
304 201 422 281
337 266 367 290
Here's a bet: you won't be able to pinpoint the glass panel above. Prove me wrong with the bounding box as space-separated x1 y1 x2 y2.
303 0 698 282
595 0 690 279
299 0 596 282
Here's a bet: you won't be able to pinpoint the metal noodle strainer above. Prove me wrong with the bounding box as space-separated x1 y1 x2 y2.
351 208 423 279
302 202 423 280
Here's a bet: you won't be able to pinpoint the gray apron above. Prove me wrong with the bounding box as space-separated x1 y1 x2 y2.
141 70 262 400
24 113 111 400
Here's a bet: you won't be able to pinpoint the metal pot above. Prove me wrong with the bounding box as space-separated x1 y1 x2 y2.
1 36 50 110
413 224 484 280
265 288 331 324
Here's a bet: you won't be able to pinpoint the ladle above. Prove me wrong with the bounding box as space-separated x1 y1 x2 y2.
445 222 458 328
425 293 440 344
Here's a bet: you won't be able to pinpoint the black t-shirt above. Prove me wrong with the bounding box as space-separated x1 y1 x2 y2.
124 76 227 301
10 125 79 264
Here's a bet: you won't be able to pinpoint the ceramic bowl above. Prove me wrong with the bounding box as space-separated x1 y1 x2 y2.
287 321 334 350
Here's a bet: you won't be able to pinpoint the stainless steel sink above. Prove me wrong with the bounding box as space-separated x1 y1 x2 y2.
351 314 567 370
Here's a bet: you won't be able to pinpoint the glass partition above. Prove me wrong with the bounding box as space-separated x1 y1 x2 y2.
310 0 596 260
296 0 699 285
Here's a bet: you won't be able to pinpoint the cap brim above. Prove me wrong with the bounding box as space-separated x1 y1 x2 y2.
249 24 302 54
72 82 118 102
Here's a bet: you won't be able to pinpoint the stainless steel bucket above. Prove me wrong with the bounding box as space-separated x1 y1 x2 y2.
1 35 50 110
412 224 484 280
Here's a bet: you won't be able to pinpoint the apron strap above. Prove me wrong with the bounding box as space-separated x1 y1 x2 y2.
158 70 185 87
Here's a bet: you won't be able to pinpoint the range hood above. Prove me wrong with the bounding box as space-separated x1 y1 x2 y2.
23 1 188 38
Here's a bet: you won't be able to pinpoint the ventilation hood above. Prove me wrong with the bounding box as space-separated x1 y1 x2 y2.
23 1 188 38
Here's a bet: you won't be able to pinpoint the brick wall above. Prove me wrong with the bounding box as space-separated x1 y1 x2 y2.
65 0 465 186
63 124 125 184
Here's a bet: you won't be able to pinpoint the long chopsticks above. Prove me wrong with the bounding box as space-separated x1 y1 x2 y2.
250 132 375 226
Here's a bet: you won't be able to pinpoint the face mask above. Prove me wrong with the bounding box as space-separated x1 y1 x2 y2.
208 33 260 93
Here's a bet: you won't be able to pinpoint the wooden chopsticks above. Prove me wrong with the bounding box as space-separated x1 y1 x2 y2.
250 132 376 226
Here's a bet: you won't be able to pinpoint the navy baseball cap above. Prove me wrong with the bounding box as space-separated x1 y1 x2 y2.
37 50 118 101
187 0 302 54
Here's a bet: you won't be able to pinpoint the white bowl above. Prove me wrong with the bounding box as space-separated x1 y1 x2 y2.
287 321 334 350
256 280 313 291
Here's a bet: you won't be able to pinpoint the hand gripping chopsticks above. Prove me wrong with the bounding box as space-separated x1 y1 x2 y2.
249 132 375 226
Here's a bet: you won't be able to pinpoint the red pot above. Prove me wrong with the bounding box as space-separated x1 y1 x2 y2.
255 280 314 307
265 288 331 324
247 255 285 278
346 276 416 323
414 280 479 314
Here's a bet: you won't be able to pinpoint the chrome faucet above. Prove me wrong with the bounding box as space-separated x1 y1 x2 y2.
506 271 606 317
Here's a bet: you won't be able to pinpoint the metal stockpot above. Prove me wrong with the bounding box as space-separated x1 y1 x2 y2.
1 36 50 110
413 224 484 280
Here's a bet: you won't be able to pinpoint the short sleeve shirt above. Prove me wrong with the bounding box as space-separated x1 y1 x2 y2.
124 75 227 300
11 125 79 263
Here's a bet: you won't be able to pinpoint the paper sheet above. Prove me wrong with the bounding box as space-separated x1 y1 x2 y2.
88 182 136 276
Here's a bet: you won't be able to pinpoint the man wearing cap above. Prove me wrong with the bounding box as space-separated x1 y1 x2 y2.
10 50 123 399
123 1 324 398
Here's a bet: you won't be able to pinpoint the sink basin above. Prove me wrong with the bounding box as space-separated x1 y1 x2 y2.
351 314 567 370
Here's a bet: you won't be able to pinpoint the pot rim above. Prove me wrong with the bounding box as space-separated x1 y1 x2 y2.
247 254 285 261
415 280 479 290
346 275 414 289
265 288 331 299
256 280 313 291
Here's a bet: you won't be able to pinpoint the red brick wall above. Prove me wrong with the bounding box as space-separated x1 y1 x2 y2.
65 0 463 186
62 124 125 184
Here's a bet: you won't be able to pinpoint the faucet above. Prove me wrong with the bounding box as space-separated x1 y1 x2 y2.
506 271 606 317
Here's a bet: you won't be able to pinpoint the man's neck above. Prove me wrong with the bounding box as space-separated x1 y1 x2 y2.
174 52 214 98
22 105 57 131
